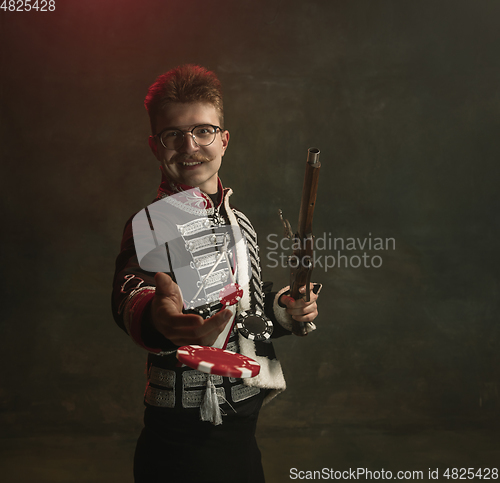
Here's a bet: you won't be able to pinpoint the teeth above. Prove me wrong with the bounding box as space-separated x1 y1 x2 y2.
182 162 202 166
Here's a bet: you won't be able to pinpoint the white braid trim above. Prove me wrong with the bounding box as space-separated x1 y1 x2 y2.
223 189 251 312
224 190 286 404
122 286 156 336
238 333 286 405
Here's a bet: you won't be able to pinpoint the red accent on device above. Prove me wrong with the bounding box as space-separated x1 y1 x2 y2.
219 283 243 307
176 345 260 378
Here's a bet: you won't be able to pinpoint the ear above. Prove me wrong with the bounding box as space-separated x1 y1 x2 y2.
220 130 230 156
148 135 160 160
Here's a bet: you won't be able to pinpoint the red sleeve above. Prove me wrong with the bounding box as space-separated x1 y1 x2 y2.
111 216 178 353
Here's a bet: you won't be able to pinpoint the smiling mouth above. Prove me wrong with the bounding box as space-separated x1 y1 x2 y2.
180 161 202 166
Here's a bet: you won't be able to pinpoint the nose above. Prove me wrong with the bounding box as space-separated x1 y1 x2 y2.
178 132 199 154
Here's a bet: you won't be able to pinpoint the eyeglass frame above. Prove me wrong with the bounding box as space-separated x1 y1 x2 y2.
154 124 223 150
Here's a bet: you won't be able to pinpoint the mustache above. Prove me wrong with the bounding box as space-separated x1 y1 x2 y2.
170 153 212 164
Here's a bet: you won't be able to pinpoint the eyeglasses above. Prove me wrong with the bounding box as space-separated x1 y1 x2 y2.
155 124 222 150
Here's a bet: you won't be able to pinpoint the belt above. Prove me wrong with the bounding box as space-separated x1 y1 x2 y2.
144 366 261 409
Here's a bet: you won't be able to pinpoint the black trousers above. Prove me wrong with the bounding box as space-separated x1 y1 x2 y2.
134 406 266 483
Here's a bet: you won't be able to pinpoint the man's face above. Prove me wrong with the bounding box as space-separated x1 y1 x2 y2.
149 102 229 194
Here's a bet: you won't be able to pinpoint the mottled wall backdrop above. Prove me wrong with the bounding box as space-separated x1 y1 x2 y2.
1 0 499 480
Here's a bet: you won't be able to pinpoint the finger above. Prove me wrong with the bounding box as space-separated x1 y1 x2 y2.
197 309 233 346
297 292 318 305
160 312 204 329
291 311 318 323
286 302 317 317
157 308 230 332
152 273 184 318
298 283 315 294
289 304 318 322
201 309 233 336
299 287 319 303
282 293 317 309
280 295 296 308
304 294 318 306
166 309 233 346
152 312 200 342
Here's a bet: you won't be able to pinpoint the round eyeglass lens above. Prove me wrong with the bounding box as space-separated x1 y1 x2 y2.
160 125 218 150
192 125 218 145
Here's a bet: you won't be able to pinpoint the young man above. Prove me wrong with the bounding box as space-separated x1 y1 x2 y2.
112 64 319 483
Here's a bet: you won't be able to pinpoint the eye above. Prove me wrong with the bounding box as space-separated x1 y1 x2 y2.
162 130 181 138
194 125 215 136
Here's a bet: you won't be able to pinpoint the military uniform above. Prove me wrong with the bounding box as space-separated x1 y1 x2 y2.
111 175 305 482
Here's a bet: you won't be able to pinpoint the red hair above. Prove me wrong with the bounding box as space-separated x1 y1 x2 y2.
145 64 224 133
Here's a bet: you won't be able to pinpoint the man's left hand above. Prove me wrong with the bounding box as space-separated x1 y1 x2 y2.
280 284 319 323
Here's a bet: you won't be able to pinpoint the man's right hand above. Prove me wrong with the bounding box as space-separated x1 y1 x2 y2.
151 272 233 347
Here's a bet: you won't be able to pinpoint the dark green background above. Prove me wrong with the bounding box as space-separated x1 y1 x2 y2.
1 0 499 481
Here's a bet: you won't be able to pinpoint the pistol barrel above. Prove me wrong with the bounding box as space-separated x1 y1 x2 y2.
297 148 321 239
